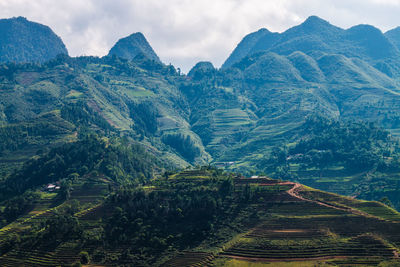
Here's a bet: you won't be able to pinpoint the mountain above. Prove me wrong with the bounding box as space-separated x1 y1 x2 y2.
1 16 400 266
178 16 400 211
0 17 68 63
108 32 161 62
188 61 216 80
0 54 211 172
385 26 400 50
223 15 400 69
222 28 273 69
1 17 400 207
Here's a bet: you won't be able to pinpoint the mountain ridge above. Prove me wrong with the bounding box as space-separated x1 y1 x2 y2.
0 16 68 63
1 15 400 266
222 15 400 69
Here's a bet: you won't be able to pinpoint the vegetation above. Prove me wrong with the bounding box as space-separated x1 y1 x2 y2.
0 134 159 201
162 133 201 162
3 14 400 266
257 116 400 210
0 17 68 63
0 168 398 266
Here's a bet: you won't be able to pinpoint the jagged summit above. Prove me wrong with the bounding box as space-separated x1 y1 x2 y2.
222 15 400 68
0 16 68 63
108 32 160 62
285 15 343 36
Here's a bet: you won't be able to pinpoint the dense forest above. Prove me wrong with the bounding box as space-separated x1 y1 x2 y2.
261 116 400 175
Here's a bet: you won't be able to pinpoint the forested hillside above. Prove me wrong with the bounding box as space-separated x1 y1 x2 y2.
0 168 399 266
1 15 400 265
2 16 400 209
0 17 67 63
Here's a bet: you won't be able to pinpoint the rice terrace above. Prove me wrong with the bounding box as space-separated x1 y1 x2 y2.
2 1 400 266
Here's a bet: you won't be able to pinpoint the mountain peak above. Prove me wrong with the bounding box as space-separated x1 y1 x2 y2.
299 15 336 31
346 24 397 60
188 61 215 79
385 26 400 51
108 32 160 62
304 15 328 24
0 17 68 63
222 28 276 68
255 28 271 34
348 24 383 34
127 32 146 41
13 16 27 21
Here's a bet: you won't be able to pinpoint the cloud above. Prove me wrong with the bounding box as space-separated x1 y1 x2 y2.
1 0 400 72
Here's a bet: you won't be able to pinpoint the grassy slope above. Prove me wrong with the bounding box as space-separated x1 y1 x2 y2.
156 172 400 267
0 56 212 171
0 169 398 266
3 51 400 221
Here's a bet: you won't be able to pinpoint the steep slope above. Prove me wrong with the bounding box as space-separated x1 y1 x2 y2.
0 55 210 170
183 23 400 207
108 32 161 62
385 26 400 51
222 15 400 68
0 17 68 63
0 168 399 266
288 51 325 82
346 24 399 60
270 15 344 57
222 28 273 69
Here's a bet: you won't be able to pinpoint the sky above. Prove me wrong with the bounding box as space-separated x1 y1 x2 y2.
1 0 400 72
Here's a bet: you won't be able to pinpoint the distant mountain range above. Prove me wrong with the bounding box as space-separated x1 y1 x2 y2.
0 17 160 64
223 16 400 73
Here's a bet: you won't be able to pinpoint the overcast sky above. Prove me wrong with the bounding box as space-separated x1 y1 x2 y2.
1 0 400 72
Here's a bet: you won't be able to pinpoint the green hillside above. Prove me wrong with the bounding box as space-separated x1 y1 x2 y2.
2 15 400 266
0 54 211 171
0 166 399 266
0 17 68 63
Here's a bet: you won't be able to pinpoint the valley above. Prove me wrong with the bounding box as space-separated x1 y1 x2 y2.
1 14 400 266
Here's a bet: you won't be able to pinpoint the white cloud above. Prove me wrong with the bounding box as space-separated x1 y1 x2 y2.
0 0 400 72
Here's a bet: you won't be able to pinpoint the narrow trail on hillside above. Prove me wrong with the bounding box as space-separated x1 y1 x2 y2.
220 181 395 263
283 182 377 218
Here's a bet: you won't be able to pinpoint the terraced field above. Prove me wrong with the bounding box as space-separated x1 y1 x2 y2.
1 171 399 266
163 177 400 266
0 177 110 266
207 108 254 150
162 251 215 267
